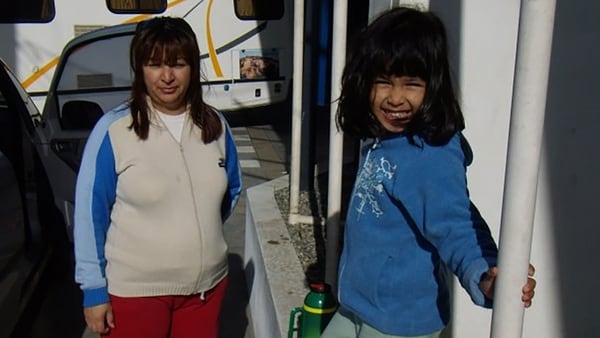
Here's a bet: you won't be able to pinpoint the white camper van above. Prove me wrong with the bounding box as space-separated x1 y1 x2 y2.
0 0 293 239
0 0 293 111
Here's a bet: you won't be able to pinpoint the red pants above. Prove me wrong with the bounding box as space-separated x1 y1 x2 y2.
102 276 228 338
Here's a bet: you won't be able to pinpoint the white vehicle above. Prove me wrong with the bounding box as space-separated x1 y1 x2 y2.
0 0 293 111
0 0 293 244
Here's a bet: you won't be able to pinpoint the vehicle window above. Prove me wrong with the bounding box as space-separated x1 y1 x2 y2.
0 0 55 23
57 35 133 92
107 0 166 14
55 33 133 129
234 0 284 20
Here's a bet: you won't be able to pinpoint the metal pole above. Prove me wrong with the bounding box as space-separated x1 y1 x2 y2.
289 0 305 218
491 1 556 337
325 0 347 290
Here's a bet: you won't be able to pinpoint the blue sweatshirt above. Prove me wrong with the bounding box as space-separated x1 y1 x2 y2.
337 133 498 336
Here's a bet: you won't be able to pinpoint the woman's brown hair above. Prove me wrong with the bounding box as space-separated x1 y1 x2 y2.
129 16 222 143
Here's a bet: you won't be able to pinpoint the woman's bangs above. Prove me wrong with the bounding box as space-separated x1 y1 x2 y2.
145 33 192 66
162 41 186 65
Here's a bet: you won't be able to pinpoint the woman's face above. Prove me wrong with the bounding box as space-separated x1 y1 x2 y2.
370 75 426 134
143 53 191 115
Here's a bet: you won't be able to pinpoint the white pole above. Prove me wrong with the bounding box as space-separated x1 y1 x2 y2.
491 1 556 337
325 0 348 290
289 0 305 219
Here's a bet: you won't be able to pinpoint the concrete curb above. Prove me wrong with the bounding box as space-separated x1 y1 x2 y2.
244 175 308 338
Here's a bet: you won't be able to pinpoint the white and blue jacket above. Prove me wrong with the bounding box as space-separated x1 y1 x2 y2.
74 103 242 307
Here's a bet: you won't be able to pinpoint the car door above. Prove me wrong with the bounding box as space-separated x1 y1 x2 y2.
31 24 136 240
0 147 28 338
0 85 26 270
0 60 51 338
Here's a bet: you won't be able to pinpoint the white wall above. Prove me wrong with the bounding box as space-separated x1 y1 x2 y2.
429 0 600 337
433 1 520 337
244 176 308 338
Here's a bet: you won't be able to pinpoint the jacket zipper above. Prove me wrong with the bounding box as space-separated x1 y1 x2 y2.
337 138 379 301
157 113 206 286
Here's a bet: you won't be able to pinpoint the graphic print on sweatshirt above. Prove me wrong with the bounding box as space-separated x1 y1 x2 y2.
354 155 397 220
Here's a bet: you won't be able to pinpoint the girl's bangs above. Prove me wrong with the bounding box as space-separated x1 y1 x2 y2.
384 44 428 79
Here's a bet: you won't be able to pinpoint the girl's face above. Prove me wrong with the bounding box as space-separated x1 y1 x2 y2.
370 75 426 134
143 53 191 115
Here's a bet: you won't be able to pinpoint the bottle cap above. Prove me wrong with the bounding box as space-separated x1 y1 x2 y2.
309 282 330 293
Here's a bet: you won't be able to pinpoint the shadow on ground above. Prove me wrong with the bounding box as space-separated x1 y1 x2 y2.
219 254 250 338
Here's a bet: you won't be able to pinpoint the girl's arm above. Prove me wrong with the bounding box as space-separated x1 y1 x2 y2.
413 136 499 306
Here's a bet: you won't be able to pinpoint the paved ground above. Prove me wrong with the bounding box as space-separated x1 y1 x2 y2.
218 116 291 338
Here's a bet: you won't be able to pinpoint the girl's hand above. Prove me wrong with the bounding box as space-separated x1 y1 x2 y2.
522 264 536 308
479 264 536 308
83 302 115 334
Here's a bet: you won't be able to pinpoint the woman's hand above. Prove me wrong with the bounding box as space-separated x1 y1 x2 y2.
84 302 115 334
479 264 536 308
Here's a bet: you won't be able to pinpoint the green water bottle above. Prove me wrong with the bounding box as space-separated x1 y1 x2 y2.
288 282 337 338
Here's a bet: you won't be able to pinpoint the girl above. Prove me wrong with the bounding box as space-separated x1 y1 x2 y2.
321 7 535 338
73 17 242 338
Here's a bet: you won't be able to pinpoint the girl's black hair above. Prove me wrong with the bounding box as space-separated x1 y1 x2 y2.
129 16 222 143
337 6 464 145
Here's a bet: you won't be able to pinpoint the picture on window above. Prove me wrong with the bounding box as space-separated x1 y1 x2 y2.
239 49 280 80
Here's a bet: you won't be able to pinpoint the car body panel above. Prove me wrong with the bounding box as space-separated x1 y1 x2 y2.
0 59 53 338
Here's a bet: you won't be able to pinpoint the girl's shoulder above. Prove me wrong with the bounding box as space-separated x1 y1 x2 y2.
383 133 471 169
420 133 473 171
367 132 472 167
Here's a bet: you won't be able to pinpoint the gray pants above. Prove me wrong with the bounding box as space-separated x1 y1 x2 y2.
321 308 442 338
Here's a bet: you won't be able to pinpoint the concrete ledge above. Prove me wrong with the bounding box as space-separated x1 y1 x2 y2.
244 175 308 338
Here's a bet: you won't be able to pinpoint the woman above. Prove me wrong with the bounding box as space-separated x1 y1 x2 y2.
73 17 242 338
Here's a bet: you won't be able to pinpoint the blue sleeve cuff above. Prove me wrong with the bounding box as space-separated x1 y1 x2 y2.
82 286 110 307
463 258 495 308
